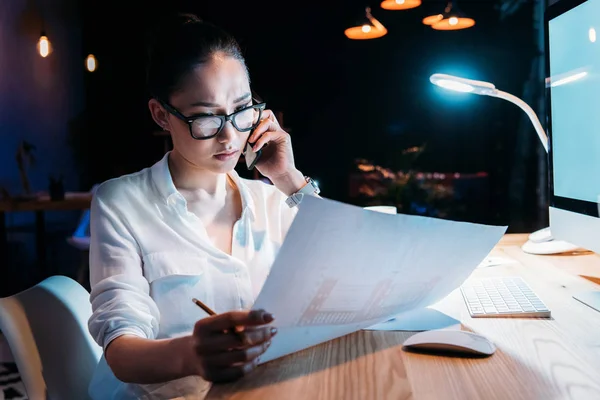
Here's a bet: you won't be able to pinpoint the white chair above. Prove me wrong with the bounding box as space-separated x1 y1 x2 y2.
0 275 101 399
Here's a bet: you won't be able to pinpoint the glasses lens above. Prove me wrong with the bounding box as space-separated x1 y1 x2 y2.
233 106 260 131
191 117 222 138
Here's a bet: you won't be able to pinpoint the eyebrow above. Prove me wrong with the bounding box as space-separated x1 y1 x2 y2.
189 92 252 108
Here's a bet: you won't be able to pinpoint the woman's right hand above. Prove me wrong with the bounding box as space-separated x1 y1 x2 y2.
187 309 277 383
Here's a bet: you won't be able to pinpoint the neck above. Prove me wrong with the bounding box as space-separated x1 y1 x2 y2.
168 151 229 200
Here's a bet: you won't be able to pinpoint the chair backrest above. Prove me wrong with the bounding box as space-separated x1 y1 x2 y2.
0 276 101 399
67 184 99 251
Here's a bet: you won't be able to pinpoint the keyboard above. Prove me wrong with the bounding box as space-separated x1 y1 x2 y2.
460 276 551 318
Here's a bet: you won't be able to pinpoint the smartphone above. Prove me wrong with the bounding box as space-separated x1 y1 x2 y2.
243 140 262 170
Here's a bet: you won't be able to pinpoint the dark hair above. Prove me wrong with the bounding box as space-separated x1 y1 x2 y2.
146 13 247 101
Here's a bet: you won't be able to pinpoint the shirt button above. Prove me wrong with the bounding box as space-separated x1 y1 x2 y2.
167 197 176 206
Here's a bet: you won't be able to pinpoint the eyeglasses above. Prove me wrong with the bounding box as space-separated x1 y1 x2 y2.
159 100 266 140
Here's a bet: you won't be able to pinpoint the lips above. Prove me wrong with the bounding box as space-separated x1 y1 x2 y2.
214 149 239 161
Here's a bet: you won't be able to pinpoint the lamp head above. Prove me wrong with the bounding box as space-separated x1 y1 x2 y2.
430 73 497 95
344 7 387 40
380 0 422 10
430 1 475 30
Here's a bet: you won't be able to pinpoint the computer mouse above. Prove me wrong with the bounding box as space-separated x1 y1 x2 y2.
402 329 496 357
528 227 553 243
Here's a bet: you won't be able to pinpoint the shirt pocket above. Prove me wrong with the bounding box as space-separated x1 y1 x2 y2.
142 252 214 338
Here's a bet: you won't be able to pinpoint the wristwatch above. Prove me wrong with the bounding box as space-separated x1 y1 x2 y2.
285 176 320 208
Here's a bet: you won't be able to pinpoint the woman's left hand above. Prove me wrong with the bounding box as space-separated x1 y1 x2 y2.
247 110 306 195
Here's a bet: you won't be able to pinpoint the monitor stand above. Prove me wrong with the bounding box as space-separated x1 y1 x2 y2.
573 291 600 313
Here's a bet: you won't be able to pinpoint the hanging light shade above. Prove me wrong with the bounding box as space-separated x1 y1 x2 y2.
422 14 443 26
345 7 388 40
380 0 421 11
37 32 52 57
427 1 475 31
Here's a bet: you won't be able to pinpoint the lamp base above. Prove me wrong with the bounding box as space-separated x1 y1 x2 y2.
521 226 582 255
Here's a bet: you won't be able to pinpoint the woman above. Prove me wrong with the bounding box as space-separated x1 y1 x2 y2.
88 13 320 399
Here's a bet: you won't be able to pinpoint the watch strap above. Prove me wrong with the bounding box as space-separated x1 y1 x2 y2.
285 176 320 208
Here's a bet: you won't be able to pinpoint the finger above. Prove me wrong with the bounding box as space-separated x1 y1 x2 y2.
261 109 278 124
194 330 241 354
238 326 278 346
249 119 278 143
195 309 274 334
205 360 258 383
204 340 271 367
252 130 282 152
195 326 277 353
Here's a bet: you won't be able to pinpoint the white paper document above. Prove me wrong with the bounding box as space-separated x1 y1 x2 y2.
253 196 507 363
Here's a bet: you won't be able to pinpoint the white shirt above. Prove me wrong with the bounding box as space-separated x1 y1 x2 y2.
87 152 297 399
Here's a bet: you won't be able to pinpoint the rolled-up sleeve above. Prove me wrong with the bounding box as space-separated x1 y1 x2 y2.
88 184 160 351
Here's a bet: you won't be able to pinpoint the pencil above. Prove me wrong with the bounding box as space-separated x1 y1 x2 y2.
192 297 216 316
192 297 248 344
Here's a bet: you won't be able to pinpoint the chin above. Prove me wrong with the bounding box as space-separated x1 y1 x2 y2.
210 157 240 174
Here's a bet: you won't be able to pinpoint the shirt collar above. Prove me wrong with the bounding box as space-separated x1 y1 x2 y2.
150 151 256 222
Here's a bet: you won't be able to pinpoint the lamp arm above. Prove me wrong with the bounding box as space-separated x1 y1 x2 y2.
490 90 549 153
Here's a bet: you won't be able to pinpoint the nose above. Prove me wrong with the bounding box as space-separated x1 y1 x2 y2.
217 120 236 144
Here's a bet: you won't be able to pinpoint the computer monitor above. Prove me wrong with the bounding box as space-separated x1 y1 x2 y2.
546 0 600 311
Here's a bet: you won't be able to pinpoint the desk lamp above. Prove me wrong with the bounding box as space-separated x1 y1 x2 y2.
429 73 580 255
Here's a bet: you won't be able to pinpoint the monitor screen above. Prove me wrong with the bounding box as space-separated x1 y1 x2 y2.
547 0 600 218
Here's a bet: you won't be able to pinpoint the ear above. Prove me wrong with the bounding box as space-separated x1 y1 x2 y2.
148 98 171 131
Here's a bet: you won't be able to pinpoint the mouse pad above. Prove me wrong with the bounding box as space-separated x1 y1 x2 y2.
364 308 460 332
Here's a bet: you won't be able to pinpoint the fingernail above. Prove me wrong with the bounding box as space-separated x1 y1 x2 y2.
270 327 278 335
264 312 274 322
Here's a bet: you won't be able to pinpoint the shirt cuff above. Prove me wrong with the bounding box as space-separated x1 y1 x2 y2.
103 326 149 352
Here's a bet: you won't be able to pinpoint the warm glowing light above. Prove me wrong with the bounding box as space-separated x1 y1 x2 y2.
86 54 97 72
37 35 51 57
551 71 588 87
431 16 475 30
345 7 387 40
381 0 421 10
426 1 475 31
589 27 596 43
423 14 443 25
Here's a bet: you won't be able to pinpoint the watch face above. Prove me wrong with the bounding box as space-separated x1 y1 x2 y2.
308 179 320 194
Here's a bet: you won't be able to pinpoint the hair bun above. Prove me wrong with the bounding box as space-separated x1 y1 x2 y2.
172 12 202 26
154 12 203 35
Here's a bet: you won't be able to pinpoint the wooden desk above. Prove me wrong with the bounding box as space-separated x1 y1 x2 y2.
0 192 92 276
207 234 600 400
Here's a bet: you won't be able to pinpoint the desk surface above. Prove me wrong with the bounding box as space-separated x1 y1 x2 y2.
207 234 600 400
0 192 92 212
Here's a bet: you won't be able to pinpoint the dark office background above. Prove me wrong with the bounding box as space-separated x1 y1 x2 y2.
1 0 549 294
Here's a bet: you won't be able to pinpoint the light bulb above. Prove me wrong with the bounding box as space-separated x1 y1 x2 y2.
449 17 458 26
589 27 596 43
86 54 97 72
362 24 372 33
38 35 51 57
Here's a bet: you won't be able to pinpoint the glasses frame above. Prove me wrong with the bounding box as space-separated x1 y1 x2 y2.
159 99 267 140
